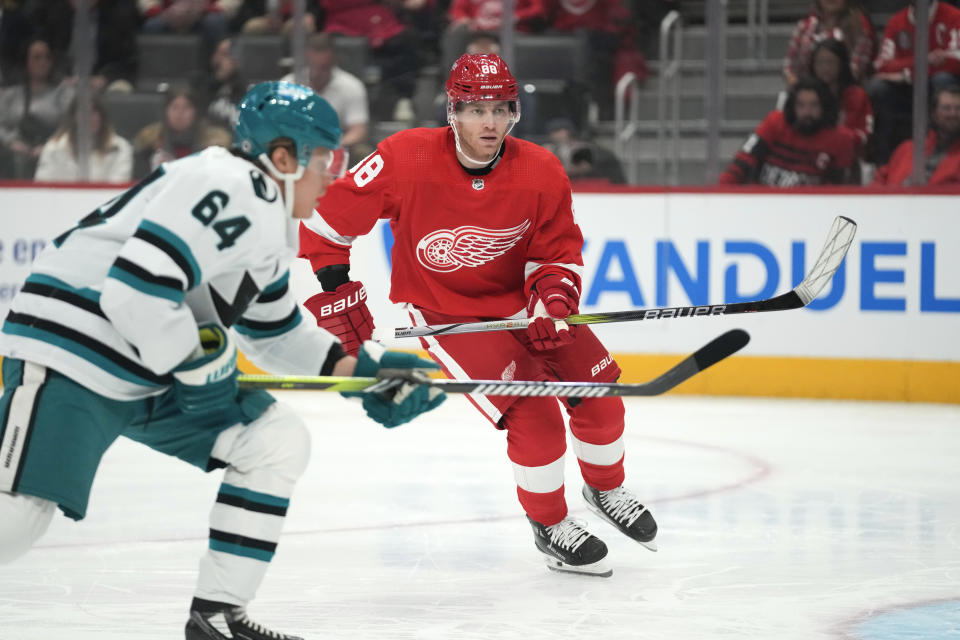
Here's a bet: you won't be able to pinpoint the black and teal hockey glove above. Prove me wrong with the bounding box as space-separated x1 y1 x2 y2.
344 341 446 428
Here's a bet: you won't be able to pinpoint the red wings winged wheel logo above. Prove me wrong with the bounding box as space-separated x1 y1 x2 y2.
416 220 532 273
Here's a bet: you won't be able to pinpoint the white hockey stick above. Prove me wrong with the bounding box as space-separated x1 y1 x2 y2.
394 216 857 339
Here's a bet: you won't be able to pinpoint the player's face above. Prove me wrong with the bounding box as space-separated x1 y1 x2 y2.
453 100 512 163
291 147 336 219
933 92 960 135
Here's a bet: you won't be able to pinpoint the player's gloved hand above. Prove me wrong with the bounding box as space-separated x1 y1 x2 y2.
342 341 446 428
526 273 579 350
172 323 238 413
303 281 374 357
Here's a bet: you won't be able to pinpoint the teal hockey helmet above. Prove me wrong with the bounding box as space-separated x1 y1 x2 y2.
234 81 341 167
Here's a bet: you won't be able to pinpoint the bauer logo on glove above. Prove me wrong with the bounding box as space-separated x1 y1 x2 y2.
304 281 375 356
314 283 367 317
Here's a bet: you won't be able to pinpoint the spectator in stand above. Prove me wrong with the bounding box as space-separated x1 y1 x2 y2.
783 0 876 88
34 97 133 183
543 0 644 120
320 0 422 122
200 37 246 132
447 0 547 32
139 0 231 56
872 83 960 185
0 38 74 179
132 84 230 178
24 0 140 93
809 38 873 155
281 32 370 158
441 1 547 99
543 117 625 184
719 77 857 186
867 0 960 165
230 0 320 34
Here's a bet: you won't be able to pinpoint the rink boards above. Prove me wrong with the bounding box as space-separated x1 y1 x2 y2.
1 184 957 403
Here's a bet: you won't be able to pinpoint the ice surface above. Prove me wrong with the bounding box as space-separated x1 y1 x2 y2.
1 393 958 639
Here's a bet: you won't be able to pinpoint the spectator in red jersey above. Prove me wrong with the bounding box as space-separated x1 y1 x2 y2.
809 38 873 155
783 0 876 88
719 77 857 186
139 0 229 55
866 0 960 164
447 0 547 32
320 0 423 122
298 53 657 578
872 83 960 185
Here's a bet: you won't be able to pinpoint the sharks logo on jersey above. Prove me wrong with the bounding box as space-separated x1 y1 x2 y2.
415 220 531 273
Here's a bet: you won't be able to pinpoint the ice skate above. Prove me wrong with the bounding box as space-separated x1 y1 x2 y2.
527 515 612 577
583 484 658 551
185 605 303 640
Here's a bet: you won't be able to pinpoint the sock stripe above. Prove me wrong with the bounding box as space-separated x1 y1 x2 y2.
216 491 288 517
209 528 277 562
218 483 290 508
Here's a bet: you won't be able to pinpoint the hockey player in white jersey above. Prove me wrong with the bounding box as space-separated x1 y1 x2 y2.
0 81 445 640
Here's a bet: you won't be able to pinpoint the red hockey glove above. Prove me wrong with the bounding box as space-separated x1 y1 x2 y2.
303 281 375 357
525 274 579 351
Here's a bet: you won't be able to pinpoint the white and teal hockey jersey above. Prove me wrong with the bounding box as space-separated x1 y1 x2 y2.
0 147 341 401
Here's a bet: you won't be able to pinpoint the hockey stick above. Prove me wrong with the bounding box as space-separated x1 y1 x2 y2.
393 215 857 339
238 328 749 397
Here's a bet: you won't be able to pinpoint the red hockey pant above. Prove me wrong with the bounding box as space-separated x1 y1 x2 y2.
414 311 626 527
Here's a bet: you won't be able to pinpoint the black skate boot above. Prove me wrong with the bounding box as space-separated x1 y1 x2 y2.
583 484 658 551
185 598 303 640
527 515 612 577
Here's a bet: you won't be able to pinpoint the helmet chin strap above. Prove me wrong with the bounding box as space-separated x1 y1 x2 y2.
448 113 517 167
258 153 305 217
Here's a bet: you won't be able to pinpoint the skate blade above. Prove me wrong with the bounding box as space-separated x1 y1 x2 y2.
543 556 613 578
584 501 658 552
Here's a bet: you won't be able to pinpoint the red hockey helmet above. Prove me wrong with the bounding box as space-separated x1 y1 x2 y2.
446 53 520 111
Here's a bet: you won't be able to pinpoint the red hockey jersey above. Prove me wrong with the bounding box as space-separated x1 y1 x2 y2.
299 127 584 318
719 110 857 186
874 2 960 78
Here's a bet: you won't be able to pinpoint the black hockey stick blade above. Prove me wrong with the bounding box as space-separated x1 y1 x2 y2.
394 216 857 339
238 329 750 397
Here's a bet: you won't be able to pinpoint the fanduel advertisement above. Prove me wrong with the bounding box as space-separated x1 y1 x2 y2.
1 188 957 362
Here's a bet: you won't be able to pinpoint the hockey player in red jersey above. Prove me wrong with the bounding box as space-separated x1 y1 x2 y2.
298 53 657 577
